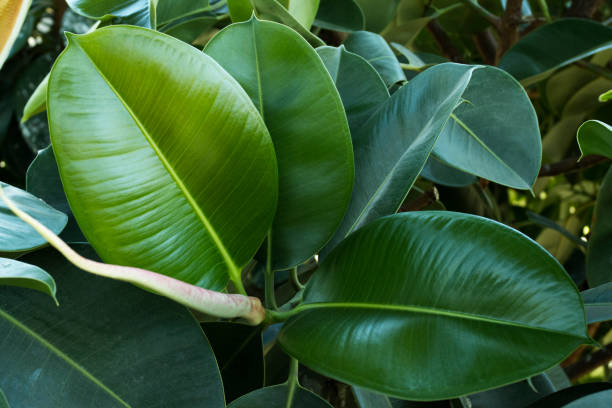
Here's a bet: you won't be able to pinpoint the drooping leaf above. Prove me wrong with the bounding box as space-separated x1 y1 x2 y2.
155 0 209 26
587 166 612 287
0 182 67 254
228 384 333 408
0 0 31 69
314 0 364 32
202 322 264 403
526 211 586 250
322 63 478 256
0 245 225 407
577 120 612 160
0 257 57 304
316 45 389 133
280 212 588 400
48 26 278 291
432 66 541 190
343 31 406 87
499 19 612 87
205 18 353 270
66 0 155 28
582 283 612 324
526 383 612 407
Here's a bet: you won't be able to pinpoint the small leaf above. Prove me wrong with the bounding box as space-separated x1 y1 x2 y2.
228 385 332 408
0 182 67 254
0 0 31 69
600 89 612 102
20 73 47 124
314 0 364 32
0 257 57 305
587 167 612 286
582 283 612 324
499 19 612 87
280 212 588 400
577 120 612 160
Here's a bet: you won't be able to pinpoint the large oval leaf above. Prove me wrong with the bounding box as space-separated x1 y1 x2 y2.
499 19 612 87
0 257 57 304
228 384 332 408
279 212 588 400
205 18 353 270
48 26 278 291
0 182 67 254
0 0 31 69
0 245 224 407
587 166 612 286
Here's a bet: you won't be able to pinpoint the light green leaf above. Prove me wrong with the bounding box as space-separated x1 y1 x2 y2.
577 120 612 160
343 31 406 87
228 384 333 408
600 89 612 102
499 19 612 87
284 0 319 29
322 63 478 256
587 167 612 287
0 257 57 304
314 0 364 32
206 18 353 270
0 182 67 254
582 283 612 324
251 0 324 47
0 245 225 407
279 212 588 400
0 0 32 69
21 72 47 123
48 26 278 291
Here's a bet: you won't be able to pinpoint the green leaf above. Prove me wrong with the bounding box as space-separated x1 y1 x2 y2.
526 383 612 407
48 26 278 291
564 390 612 408
279 212 588 400
526 211 586 250
352 387 392 407
499 19 612 87
161 16 219 44
577 120 612 160
343 31 406 87
0 388 7 408
202 322 264 403
228 0 253 22
0 182 67 254
0 257 57 304
155 0 209 26
587 167 612 287
581 283 612 324
432 66 541 190
0 245 225 407
205 18 353 270
0 0 31 69
228 384 332 408
421 156 477 188
322 63 478 256
251 0 324 47
600 89 612 102
314 0 364 32
21 72 47 123
353 0 397 33
468 375 555 408
284 0 319 29
316 45 389 133
66 0 155 28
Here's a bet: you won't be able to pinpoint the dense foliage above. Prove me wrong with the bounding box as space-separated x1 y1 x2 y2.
1 0 612 407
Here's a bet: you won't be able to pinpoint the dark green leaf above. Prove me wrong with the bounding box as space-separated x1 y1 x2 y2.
48 26 278 291
587 166 612 286
0 182 67 254
499 19 612 87
468 374 554 408
202 322 263 403
66 0 155 28
314 0 364 32
161 16 219 44
0 387 8 408
0 257 57 304
228 384 332 408
421 156 476 188
280 212 588 400
354 0 397 33
155 0 209 26
343 31 406 87
0 245 225 407
581 283 612 324
205 18 353 270
527 211 587 249
577 120 612 160
525 383 612 407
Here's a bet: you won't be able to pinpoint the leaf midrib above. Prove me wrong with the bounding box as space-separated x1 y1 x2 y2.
0 307 131 407
69 38 240 281
295 302 585 340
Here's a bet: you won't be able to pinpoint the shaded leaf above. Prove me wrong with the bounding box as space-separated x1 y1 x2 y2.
577 120 612 160
354 0 397 33
280 212 588 400
228 384 332 408
66 0 155 28
0 245 225 407
527 211 586 250
206 18 353 270
0 257 57 304
468 374 555 408
421 156 476 188
48 26 278 291
0 388 8 408
314 0 364 32
582 283 612 324
587 166 612 286
526 383 612 408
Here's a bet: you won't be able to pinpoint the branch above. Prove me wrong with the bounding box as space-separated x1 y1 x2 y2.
496 0 524 63
538 155 609 177
473 29 497 65
565 344 612 381
459 0 501 30
426 20 464 63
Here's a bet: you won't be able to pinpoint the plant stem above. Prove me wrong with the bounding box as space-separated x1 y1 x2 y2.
290 267 305 291
536 0 552 22
458 0 501 30
426 20 464 63
538 155 609 177
265 233 278 310
285 358 300 408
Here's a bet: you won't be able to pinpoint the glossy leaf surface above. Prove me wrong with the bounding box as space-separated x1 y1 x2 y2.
0 0 31 69
280 212 588 400
587 167 612 286
0 257 57 304
251 0 324 47
582 283 612 324
0 245 225 407
343 31 406 87
0 182 67 253
48 26 278 290
499 19 612 87
323 63 477 255
206 18 353 270
577 120 612 160
228 384 332 408
66 0 154 27
314 0 364 32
